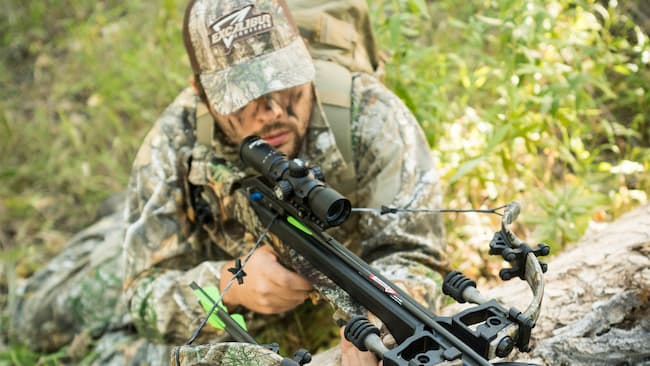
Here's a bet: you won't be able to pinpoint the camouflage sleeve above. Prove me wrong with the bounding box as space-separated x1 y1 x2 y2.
351 73 449 313
123 91 228 343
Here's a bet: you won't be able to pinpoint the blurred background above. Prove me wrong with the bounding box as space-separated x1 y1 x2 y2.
1 0 648 363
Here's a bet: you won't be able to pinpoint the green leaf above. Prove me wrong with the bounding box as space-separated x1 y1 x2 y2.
393 81 418 116
613 64 630 75
475 14 503 26
485 124 512 152
407 0 431 19
450 156 486 183
389 14 401 50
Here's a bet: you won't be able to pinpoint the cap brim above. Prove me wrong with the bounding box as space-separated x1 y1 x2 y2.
200 38 315 115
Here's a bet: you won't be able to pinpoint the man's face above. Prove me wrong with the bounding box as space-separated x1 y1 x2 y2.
211 82 313 158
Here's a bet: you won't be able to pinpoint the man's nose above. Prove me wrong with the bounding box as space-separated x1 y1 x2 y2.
256 94 283 123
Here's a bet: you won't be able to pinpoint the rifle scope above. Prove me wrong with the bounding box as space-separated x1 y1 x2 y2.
239 135 351 227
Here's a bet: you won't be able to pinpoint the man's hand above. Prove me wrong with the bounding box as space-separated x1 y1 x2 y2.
220 245 313 314
340 327 382 366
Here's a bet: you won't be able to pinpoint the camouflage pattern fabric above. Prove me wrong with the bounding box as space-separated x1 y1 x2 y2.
86 330 172 366
175 336 347 366
173 342 284 366
123 70 448 365
11 210 127 353
10 209 174 365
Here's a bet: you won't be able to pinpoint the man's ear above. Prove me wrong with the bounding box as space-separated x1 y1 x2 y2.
190 75 211 108
190 76 199 96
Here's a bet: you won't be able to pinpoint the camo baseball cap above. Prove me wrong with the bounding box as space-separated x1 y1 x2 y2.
183 0 315 115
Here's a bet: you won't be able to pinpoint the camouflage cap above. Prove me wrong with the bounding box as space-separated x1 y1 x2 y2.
183 0 315 115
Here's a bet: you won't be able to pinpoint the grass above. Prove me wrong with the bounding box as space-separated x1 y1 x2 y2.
0 1 189 271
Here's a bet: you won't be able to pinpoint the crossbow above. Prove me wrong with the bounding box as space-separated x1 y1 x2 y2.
185 136 549 366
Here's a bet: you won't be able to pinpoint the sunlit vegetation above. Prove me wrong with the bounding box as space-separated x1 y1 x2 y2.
370 0 649 278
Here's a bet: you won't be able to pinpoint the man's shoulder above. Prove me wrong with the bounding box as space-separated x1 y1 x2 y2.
156 87 197 133
130 88 197 170
350 72 393 99
350 73 407 119
350 72 383 90
141 88 197 145
349 72 417 142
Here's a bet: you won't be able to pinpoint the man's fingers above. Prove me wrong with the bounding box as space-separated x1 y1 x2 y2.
340 327 380 366
259 248 313 291
228 243 313 313
277 269 313 291
258 244 278 256
254 295 306 314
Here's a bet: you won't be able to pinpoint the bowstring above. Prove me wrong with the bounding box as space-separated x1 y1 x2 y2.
351 204 508 216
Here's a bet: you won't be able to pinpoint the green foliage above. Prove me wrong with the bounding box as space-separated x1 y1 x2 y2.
0 344 70 366
0 344 41 366
369 0 650 256
256 301 340 356
0 0 189 269
525 184 607 252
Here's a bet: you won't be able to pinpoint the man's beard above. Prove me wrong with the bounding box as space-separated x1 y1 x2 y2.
254 121 304 158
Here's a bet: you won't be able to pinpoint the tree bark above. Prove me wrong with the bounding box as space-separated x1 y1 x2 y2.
444 204 650 365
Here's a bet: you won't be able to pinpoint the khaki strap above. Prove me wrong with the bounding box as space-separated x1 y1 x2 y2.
195 102 213 147
313 60 356 194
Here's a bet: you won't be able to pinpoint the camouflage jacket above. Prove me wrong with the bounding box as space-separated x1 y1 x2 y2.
123 73 448 344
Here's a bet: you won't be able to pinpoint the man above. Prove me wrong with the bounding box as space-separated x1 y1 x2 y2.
123 0 448 363
14 0 447 364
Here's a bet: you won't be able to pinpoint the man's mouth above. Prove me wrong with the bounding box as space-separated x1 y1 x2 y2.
262 130 290 148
